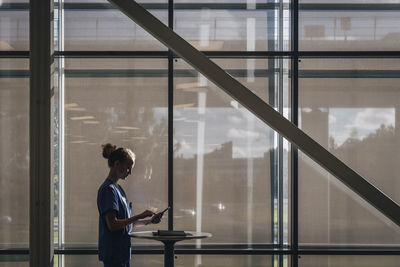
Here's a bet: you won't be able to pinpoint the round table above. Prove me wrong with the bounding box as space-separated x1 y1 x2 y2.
130 231 212 267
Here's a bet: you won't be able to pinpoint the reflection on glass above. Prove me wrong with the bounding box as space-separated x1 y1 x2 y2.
63 59 168 246
175 5 289 51
64 8 167 51
299 151 400 246
173 59 289 245
0 10 29 51
299 58 400 245
0 59 29 248
300 6 400 51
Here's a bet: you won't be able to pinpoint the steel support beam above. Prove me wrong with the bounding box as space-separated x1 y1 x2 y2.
29 0 54 266
107 0 400 226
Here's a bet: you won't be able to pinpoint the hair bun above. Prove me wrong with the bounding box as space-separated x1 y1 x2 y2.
102 143 117 159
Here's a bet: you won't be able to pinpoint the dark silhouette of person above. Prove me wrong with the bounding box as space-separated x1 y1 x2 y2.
97 143 160 267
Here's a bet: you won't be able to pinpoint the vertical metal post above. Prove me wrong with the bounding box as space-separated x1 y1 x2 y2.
162 240 177 267
266 0 277 254
56 0 66 266
168 0 174 231
29 0 54 266
291 0 299 266
278 2 285 267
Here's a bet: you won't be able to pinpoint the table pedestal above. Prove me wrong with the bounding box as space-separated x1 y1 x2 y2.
129 231 211 267
161 240 177 267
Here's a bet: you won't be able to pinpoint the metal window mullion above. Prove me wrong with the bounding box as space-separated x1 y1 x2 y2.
266 0 277 254
278 0 284 254
168 0 174 231
29 0 54 266
291 0 299 266
57 1 66 267
278 0 285 262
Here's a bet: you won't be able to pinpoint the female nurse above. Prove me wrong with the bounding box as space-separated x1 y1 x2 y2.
97 143 159 267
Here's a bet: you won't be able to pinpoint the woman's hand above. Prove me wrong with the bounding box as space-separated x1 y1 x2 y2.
140 210 154 219
151 213 162 224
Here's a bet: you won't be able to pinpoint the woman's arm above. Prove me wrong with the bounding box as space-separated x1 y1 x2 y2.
104 209 154 231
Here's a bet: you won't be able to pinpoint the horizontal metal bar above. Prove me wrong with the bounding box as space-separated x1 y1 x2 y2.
3 248 400 256
55 51 400 59
108 0 400 227
175 249 292 255
56 51 291 58
54 249 164 255
0 70 29 78
0 2 278 10
299 250 400 255
299 70 400 78
300 3 400 11
0 250 29 255
64 69 168 77
0 51 29 58
62 69 274 78
0 3 28 10
0 50 389 59
63 3 278 10
56 51 169 58
299 51 400 58
204 51 291 58
5 68 400 79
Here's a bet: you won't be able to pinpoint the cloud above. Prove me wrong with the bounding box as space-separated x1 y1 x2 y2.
227 115 243 124
345 108 394 131
232 146 246 157
226 128 260 139
329 114 337 124
175 139 195 157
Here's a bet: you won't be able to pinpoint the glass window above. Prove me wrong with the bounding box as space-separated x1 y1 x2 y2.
173 58 289 244
63 2 167 51
299 1 400 51
174 2 290 51
0 58 29 248
298 58 400 245
62 58 168 246
0 6 29 51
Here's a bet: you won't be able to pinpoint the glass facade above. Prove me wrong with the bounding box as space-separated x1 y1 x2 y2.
63 2 168 51
299 1 400 51
298 58 400 246
63 58 169 246
0 5 29 51
1 0 400 266
173 59 288 245
0 59 29 248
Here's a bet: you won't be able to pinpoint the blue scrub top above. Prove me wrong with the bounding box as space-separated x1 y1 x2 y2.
97 178 132 262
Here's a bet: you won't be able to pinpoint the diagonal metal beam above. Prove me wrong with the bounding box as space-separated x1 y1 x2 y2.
107 0 400 226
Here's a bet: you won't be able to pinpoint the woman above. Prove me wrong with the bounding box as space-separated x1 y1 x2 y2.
97 143 157 267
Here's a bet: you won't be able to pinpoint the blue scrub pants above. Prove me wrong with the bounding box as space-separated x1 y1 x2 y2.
103 259 130 267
